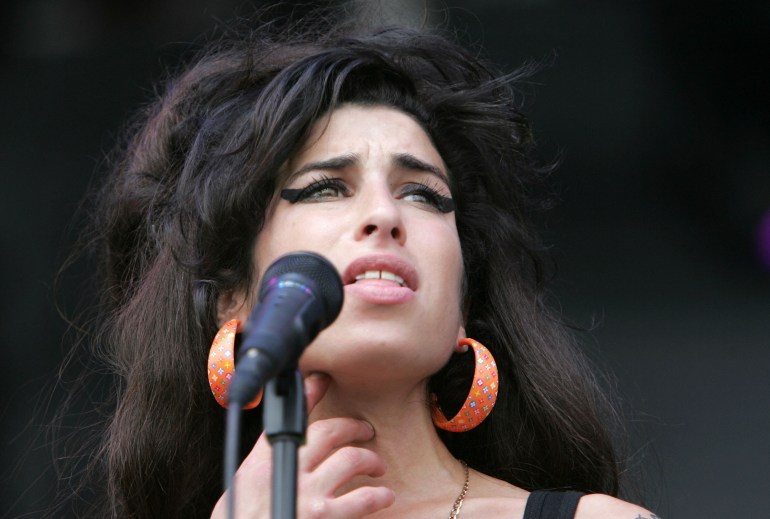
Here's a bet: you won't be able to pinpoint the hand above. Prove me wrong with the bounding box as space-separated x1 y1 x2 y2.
211 373 395 518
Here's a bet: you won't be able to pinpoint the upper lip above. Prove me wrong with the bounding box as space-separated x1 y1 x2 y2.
342 254 419 290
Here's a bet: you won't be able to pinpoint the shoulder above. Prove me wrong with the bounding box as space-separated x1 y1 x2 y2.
576 494 660 519
460 470 529 516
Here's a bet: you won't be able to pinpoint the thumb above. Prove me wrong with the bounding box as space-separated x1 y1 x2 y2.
304 372 331 414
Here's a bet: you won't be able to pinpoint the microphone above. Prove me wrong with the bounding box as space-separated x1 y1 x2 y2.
227 251 343 405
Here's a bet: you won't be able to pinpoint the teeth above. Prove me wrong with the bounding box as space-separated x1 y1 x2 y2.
380 271 401 284
355 270 405 286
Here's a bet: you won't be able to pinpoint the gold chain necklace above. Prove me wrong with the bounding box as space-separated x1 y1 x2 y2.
448 461 470 519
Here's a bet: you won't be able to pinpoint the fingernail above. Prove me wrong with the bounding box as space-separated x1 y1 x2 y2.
305 372 329 382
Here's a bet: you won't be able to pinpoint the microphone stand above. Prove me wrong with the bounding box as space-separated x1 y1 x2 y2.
263 367 306 519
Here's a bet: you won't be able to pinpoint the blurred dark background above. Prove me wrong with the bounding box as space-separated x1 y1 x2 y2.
1 1 768 517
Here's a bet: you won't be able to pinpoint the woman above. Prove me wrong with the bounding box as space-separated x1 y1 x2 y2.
68 9 658 519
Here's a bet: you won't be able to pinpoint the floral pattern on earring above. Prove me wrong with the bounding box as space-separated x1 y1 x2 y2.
207 319 262 409
432 338 498 432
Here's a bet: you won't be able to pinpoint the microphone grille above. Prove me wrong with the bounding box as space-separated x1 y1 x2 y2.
259 251 344 321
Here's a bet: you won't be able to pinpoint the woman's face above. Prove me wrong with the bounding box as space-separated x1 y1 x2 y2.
225 104 465 388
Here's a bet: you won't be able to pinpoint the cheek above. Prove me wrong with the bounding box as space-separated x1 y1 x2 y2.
433 221 463 280
420 220 464 302
253 210 342 276
254 214 302 270
446 228 465 317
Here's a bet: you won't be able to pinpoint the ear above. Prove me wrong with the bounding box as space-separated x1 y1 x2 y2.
216 288 250 328
454 324 467 353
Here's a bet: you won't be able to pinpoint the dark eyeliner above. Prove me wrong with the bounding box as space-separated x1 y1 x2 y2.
280 176 346 203
434 196 455 213
280 187 303 203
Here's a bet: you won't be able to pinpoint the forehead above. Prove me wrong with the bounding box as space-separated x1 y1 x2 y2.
289 104 446 172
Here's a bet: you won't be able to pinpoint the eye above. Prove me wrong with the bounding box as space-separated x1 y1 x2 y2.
280 177 349 203
400 182 455 213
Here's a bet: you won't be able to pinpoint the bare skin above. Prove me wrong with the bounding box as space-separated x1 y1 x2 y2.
211 106 658 519
211 374 657 518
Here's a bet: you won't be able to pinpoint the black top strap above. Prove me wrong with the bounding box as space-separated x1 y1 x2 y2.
523 490 585 519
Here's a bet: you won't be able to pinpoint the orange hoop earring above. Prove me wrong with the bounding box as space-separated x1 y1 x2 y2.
207 319 262 409
431 338 499 432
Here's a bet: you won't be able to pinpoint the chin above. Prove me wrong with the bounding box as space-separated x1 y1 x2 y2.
300 329 450 385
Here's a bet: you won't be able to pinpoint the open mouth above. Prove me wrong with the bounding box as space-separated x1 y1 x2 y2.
354 270 406 287
343 254 418 291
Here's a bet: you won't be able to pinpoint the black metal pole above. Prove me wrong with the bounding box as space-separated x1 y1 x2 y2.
264 369 306 519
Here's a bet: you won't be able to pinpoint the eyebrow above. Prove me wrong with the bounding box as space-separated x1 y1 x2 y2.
288 154 358 181
393 153 449 184
288 152 449 184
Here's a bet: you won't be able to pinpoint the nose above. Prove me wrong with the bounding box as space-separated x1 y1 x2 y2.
354 186 406 245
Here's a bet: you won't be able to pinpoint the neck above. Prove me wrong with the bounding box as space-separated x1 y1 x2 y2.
308 377 466 516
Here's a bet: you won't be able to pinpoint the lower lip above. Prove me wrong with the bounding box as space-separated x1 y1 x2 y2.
344 280 415 304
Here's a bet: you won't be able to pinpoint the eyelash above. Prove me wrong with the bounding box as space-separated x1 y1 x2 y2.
280 176 349 202
280 176 455 213
399 181 455 213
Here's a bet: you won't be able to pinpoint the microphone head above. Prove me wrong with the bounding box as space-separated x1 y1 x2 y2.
258 251 344 324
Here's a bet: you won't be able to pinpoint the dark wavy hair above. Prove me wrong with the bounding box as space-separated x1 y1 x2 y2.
59 11 622 519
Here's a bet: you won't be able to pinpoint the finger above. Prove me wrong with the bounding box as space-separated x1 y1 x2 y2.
300 486 395 519
300 418 376 471
239 372 329 470
327 486 395 518
304 372 331 413
237 430 273 478
310 445 387 493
